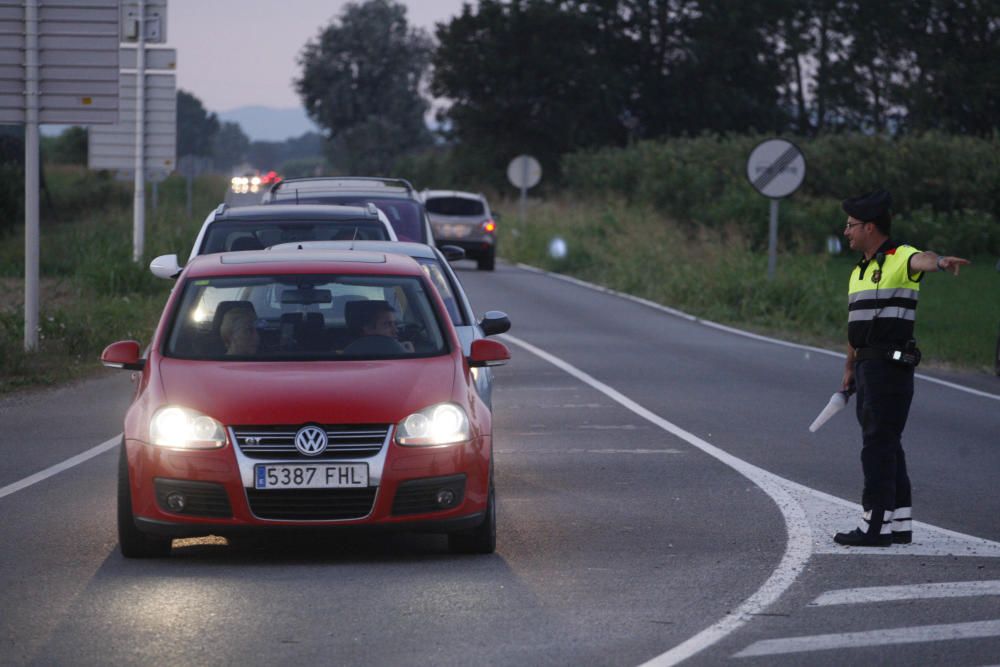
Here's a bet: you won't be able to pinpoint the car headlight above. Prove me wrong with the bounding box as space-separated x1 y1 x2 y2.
395 402 470 446
150 406 227 449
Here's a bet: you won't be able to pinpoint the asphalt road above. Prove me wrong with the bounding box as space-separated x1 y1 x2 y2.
2 260 998 666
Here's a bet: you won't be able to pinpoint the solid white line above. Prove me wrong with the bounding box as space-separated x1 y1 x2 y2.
515 262 1000 401
0 435 119 500
499 334 814 667
733 619 1000 658
812 581 1000 606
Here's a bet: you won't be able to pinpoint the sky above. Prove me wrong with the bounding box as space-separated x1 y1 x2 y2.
168 0 469 113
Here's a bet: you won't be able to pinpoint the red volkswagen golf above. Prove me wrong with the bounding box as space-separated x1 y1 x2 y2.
102 249 510 557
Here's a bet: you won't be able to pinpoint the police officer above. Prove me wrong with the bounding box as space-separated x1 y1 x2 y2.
834 189 970 547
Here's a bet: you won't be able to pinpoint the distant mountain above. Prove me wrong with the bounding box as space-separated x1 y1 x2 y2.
218 106 320 142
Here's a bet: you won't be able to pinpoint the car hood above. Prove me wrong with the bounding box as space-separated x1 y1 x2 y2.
156 355 458 426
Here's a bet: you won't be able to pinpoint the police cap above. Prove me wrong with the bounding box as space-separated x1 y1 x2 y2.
842 189 891 222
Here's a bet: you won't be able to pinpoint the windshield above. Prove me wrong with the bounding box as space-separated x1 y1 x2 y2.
200 220 391 254
289 197 426 242
425 197 486 217
165 274 447 361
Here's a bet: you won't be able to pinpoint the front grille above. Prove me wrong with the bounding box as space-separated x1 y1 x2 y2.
154 478 232 518
245 488 377 520
232 424 389 460
392 475 466 516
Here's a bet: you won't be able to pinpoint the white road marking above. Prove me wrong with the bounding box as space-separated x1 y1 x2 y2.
784 479 1000 557
500 333 1000 666
0 435 119 500
732 620 1000 658
515 262 1000 402
501 334 815 667
812 581 1000 606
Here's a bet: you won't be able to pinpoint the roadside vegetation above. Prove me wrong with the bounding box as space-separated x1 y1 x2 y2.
488 132 999 374
497 196 999 373
2 129 998 396
0 166 222 393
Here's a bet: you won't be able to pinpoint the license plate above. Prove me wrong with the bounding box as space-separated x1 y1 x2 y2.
254 463 368 490
434 223 472 239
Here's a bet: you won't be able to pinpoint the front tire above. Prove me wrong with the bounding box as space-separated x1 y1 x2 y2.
448 483 496 554
118 441 172 558
477 250 495 272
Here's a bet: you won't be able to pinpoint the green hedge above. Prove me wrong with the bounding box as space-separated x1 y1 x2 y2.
561 133 1000 257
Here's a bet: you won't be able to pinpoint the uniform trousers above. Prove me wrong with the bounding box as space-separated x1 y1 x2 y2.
854 358 913 534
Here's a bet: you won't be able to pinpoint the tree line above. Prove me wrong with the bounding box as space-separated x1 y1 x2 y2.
296 0 998 181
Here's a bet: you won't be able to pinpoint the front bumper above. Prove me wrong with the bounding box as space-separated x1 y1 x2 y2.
135 510 487 538
124 432 490 536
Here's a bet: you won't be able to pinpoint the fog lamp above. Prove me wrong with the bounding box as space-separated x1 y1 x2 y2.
436 489 457 507
165 493 186 512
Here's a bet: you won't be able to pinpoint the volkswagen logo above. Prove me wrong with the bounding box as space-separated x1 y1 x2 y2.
294 425 328 456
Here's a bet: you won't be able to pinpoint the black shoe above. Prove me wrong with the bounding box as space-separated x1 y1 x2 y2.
892 531 912 544
833 528 892 547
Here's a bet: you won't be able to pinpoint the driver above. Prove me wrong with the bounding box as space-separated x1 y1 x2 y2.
220 306 259 356
356 301 414 353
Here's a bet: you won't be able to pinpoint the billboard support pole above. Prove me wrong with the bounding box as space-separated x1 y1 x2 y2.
768 199 779 281
23 0 39 351
132 0 146 263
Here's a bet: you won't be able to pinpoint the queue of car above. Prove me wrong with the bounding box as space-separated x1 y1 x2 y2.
104 175 510 558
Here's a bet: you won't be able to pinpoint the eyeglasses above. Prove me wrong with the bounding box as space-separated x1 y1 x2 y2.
844 221 867 230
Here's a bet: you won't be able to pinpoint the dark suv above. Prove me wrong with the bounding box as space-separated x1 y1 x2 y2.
262 177 435 245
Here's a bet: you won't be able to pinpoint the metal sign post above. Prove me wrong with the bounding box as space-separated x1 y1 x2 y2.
132 0 145 263
118 0 167 262
506 154 542 225
89 38 176 255
745 139 806 280
23 0 38 352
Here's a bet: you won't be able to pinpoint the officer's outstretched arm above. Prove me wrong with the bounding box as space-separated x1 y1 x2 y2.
910 252 971 276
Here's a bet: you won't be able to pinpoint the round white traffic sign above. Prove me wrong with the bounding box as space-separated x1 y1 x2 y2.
507 155 542 189
746 139 805 199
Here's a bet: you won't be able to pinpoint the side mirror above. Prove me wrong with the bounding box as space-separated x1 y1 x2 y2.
150 254 182 279
479 310 511 336
468 338 510 367
440 245 465 262
101 340 145 370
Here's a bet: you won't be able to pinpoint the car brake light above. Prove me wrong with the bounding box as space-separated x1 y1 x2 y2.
482 220 496 233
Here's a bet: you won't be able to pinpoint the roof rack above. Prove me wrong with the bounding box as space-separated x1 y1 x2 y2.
270 176 415 194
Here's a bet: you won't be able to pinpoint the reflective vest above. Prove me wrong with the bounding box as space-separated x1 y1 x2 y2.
848 241 923 349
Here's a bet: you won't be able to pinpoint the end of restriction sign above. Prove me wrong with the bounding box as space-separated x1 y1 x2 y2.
746 138 806 199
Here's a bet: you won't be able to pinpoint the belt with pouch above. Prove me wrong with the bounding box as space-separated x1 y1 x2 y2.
855 344 921 367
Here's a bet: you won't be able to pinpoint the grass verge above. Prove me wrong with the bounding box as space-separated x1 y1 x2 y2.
0 169 224 394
